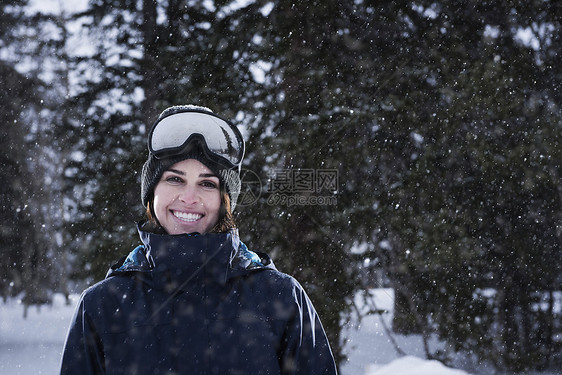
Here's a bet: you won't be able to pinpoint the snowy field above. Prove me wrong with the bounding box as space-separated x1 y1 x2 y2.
340 289 474 375
0 289 478 375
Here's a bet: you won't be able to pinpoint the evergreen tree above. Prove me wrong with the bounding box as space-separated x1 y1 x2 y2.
0 62 38 300
367 1 562 371
0 0 55 306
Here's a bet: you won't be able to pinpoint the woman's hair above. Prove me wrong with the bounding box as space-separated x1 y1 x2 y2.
145 182 236 234
212 189 237 233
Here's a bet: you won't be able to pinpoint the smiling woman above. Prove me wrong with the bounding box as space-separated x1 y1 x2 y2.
59 105 337 375
152 159 222 235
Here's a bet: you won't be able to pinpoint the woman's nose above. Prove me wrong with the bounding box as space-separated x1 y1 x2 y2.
178 185 198 203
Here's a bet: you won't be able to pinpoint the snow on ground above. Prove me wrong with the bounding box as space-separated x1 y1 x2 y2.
0 294 79 375
365 355 470 375
26 0 89 15
0 289 471 375
339 288 470 375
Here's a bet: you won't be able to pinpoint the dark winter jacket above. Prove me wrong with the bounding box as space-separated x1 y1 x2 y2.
59 224 337 375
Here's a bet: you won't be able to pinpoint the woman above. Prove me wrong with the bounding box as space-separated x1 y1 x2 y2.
60 105 337 374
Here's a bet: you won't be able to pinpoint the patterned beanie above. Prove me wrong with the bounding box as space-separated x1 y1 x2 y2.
141 105 242 212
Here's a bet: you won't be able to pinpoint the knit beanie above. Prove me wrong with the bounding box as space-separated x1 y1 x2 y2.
141 106 242 212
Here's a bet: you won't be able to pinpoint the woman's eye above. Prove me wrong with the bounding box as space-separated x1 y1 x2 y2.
201 180 218 189
165 176 183 184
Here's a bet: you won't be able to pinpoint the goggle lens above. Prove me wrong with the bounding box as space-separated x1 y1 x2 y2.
148 111 244 167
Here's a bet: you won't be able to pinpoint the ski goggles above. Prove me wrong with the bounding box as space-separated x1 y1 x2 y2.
148 109 245 170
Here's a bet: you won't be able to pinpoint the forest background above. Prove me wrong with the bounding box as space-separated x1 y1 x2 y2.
1 0 560 373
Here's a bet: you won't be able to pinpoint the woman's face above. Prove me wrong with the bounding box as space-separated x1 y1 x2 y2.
152 159 221 235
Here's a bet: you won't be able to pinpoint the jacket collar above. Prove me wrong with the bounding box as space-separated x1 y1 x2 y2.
107 222 273 292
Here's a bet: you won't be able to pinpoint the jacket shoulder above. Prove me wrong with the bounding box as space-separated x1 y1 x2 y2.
79 273 139 309
241 266 307 302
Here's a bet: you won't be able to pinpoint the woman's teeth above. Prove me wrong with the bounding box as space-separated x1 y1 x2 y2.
173 211 202 222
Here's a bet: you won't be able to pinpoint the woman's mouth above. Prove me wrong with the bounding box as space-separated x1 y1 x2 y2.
172 211 203 222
